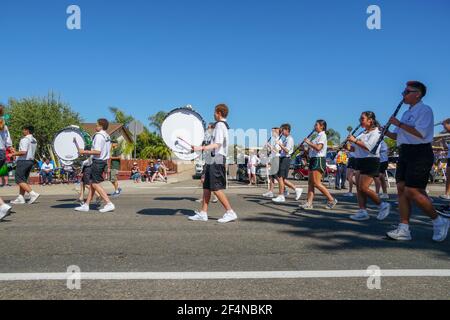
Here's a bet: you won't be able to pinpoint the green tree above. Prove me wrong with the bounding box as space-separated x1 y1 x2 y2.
7 93 82 159
384 137 398 155
136 127 172 160
149 111 167 136
109 107 134 127
326 128 341 146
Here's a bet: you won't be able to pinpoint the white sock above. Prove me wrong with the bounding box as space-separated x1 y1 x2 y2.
399 223 410 231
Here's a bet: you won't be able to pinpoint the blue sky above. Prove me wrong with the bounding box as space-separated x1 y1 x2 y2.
1 0 449 144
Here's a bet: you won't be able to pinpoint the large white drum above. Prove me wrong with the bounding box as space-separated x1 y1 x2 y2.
53 126 92 161
161 107 206 161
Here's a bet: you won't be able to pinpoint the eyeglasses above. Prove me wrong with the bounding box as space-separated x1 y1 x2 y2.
402 89 419 96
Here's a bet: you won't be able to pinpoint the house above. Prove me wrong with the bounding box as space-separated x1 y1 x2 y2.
81 123 133 159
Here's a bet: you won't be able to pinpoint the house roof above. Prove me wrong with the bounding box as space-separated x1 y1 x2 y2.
81 123 133 142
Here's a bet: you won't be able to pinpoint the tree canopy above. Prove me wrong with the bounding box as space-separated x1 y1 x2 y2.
6 94 82 159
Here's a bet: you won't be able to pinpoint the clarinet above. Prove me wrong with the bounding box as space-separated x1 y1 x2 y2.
370 99 404 154
339 125 362 149
292 129 316 157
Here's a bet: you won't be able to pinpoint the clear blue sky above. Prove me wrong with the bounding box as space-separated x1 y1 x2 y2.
1 0 449 144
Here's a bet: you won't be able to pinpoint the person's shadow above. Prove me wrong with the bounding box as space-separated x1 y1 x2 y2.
137 208 193 216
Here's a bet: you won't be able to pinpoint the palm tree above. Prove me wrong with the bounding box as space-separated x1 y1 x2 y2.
149 111 167 136
109 107 134 127
326 128 341 147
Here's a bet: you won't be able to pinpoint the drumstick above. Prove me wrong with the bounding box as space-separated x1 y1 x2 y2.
73 137 81 151
176 136 193 147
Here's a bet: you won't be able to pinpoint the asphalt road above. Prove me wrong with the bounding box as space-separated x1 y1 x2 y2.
0 179 449 299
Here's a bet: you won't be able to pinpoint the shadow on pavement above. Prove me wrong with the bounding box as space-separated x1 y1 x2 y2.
153 197 199 202
137 208 193 216
240 194 450 258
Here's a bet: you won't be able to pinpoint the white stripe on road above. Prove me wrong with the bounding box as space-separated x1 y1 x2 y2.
1 270 450 281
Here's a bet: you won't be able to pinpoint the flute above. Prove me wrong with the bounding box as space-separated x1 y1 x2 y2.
371 99 404 154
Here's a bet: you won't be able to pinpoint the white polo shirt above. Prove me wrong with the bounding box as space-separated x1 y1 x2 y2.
309 131 327 158
17 134 37 161
212 121 229 157
0 126 12 151
394 101 434 146
92 130 111 161
280 135 294 157
354 128 381 159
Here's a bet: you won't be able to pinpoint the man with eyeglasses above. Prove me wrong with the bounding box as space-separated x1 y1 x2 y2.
384 81 449 242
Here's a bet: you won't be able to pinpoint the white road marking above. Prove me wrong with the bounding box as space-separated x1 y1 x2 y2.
1 269 450 281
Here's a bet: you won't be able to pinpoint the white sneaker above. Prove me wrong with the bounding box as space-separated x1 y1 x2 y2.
379 193 389 200
11 195 26 205
377 202 391 221
218 211 238 223
325 198 338 210
262 191 274 198
212 196 219 203
350 210 370 221
299 202 314 210
439 195 450 201
28 192 40 204
432 217 450 242
188 211 208 222
272 195 286 203
387 226 412 241
75 204 90 212
0 204 12 221
99 202 115 213
343 192 354 197
295 188 304 201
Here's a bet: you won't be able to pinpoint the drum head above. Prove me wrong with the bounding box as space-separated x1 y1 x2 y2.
59 159 74 166
53 127 86 161
161 107 206 161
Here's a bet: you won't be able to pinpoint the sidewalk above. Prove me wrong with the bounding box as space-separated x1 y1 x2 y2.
0 170 195 197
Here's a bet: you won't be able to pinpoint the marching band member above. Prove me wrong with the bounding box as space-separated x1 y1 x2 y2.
439 118 450 201
299 120 337 210
385 81 449 241
10 125 40 205
374 140 389 199
271 124 303 204
347 112 390 221
189 104 238 223
343 149 357 197
0 116 12 220
75 118 115 213
263 127 281 198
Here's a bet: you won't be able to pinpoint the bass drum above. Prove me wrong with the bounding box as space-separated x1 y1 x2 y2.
161 107 206 161
53 126 92 161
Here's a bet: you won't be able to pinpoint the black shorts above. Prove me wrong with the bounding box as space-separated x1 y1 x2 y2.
309 157 326 174
90 160 107 184
396 143 434 189
276 157 291 179
379 161 389 173
203 158 226 191
347 157 356 170
356 158 380 177
82 166 92 185
15 160 35 184
0 150 6 168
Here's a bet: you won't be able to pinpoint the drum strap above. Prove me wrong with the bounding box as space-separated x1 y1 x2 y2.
93 131 111 143
214 121 230 130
